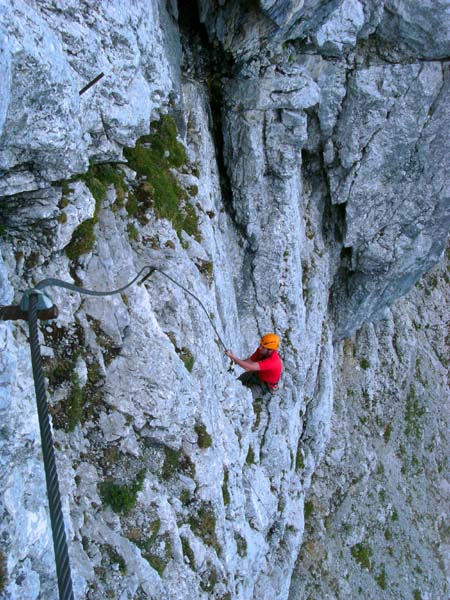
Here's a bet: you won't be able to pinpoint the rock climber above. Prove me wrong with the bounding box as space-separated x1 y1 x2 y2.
225 333 283 393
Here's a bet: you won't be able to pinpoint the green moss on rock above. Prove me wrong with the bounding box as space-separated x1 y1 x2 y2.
99 468 145 513
195 422 212 449
351 542 372 570
123 115 200 240
181 537 195 568
65 218 96 260
246 446 255 465
189 505 219 550
222 469 230 506
162 448 181 480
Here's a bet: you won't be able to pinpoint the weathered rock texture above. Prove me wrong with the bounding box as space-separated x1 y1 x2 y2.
0 1 448 599
290 251 450 599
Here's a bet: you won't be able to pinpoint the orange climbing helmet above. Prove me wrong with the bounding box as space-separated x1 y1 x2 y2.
260 333 280 350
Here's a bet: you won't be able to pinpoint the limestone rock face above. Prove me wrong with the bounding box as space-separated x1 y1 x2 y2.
290 251 450 600
0 0 176 195
0 1 448 599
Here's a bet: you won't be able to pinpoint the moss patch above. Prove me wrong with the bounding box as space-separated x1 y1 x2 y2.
189 505 219 550
405 385 425 438
83 162 126 205
295 444 305 471
195 422 212 449
99 468 145 513
252 397 264 430
351 542 372 570
67 376 85 432
200 565 218 594
162 448 181 480
234 532 247 558
222 469 230 506
304 500 314 518
103 545 127 575
375 565 387 589
65 162 127 260
140 531 172 577
123 115 200 240
127 222 138 241
65 218 97 260
179 347 195 372
360 358 370 370
181 536 195 568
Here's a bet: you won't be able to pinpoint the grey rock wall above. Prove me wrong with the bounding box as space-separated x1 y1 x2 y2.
0 0 448 599
290 249 450 600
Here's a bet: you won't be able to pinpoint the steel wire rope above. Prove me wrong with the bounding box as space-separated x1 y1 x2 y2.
36 265 228 350
28 293 75 600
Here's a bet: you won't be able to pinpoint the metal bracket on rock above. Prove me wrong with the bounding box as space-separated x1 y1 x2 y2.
20 289 54 312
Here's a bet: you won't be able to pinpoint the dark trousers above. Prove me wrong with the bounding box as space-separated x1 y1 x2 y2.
238 371 261 387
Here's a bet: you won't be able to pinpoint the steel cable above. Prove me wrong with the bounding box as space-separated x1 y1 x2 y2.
36 265 228 350
28 293 74 600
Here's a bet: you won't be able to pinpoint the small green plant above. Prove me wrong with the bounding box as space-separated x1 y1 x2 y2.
162 448 181 480
351 542 372 570
405 385 425 438
103 545 127 575
195 259 214 283
200 565 218 593
180 489 193 506
65 162 127 260
179 347 195 372
234 532 247 558
413 589 422 600
142 531 172 576
146 554 166 576
295 444 305 471
375 565 387 589
360 358 370 370
222 469 230 506
246 446 255 465
376 463 385 476
189 505 219 550
83 162 126 205
127 223 138 241
148 519 162 545
384 423 393 443
67 376 85 432
304 500 314 518
181 537 195 568
99 468 145 513
124 115 200 240
65 218 97 260
252 398 264 430
195 422 212 449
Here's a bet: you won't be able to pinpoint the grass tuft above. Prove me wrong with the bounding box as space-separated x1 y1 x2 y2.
99 468 145 513
124 115 200 240
195 422 212 449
